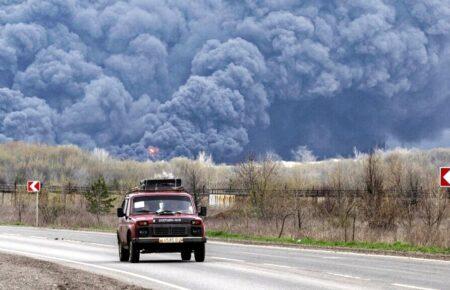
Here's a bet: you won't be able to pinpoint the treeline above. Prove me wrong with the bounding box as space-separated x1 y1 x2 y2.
0 142 448 247
1 142 449 191
225 151 449 247
0 142 231 191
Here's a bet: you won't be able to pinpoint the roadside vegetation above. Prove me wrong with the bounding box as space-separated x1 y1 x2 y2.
0 142 448 253
207 230 450 255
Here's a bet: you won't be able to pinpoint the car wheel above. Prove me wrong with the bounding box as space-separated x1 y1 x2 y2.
129 240 140 263
181 250 191 261
118 237 129 262
194 244 205 262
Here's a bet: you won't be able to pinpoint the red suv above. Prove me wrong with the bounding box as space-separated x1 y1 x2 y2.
116 179 207 263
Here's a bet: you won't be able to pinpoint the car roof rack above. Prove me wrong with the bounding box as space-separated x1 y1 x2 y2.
126 178 185 194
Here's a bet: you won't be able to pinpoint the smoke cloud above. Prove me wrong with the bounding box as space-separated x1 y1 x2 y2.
1 0 449 162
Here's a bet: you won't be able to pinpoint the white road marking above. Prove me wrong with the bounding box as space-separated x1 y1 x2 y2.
42 228 115 236
321 256 340 259
29 235 48 239
211 256 244 262
240 251 280 257
0 226 115 236
0 247 189 290
391 283 438 290
1 227 447 264
0 233 116 249
61 239 116 248
327 272 370 281
209 241 450 264
263 263 293 269
206 260 355 290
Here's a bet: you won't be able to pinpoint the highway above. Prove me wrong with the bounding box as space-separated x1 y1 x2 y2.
0 226 448 290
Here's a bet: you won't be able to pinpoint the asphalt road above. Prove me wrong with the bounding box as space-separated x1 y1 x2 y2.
0 226 448 290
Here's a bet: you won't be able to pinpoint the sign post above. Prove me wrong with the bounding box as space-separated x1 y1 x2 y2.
27 181 41 227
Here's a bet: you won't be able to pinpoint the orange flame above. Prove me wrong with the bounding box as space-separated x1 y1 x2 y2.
147 146 160 157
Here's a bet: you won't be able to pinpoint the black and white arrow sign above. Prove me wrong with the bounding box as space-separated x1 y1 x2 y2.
27 181 41 192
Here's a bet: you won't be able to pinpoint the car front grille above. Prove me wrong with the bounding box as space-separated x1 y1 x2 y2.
152 226 188 237
171 227 187 236
154 227 170 236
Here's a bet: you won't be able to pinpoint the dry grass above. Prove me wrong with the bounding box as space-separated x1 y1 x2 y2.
206 197 449 248
0 142 449 248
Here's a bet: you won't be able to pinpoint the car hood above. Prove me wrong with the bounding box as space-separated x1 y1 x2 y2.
130 213 200 223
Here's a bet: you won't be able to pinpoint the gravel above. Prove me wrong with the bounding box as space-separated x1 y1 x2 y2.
0 253 147 290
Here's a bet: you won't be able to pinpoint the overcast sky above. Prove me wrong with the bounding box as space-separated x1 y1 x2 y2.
1 0 449 162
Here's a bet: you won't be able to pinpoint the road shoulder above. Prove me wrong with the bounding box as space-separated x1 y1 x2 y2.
0 252 146 290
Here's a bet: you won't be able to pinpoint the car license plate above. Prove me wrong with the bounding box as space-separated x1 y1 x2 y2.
159 237 183 243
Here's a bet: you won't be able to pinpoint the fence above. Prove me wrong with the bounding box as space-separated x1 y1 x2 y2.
1 184 448 244
1 183 449 197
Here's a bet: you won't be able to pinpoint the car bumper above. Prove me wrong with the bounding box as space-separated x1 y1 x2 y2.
133 237 207 244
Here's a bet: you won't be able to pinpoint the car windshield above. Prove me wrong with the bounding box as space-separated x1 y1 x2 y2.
131 195 194 214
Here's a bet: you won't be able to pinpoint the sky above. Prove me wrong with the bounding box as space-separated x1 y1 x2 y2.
0 0 449 162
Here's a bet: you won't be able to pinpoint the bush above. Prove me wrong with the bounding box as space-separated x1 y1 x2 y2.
83 176 115 223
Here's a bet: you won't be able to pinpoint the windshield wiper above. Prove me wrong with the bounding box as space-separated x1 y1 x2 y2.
156 210 176 215
134 209 154 214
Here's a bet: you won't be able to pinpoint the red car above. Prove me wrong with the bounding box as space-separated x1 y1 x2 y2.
116 179 207 263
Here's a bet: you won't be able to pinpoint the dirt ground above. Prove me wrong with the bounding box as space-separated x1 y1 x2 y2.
0 253 147 290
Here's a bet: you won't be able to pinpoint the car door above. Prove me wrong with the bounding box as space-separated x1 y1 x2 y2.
119 198 129 242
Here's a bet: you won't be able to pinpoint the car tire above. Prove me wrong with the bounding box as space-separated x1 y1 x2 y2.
181 250 191 261
118 238 129 262
129 240 140 263
194 244 205 262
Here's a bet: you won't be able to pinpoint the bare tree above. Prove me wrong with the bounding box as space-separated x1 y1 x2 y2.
180 163 203 208
235 154 259 211
385 153 404 194
397 169 421 242
234 154 279 220
419 185 448 245
315 165 359 241
364 150 384 195
361 150 396 229
257 155 279 218
294 190 307 232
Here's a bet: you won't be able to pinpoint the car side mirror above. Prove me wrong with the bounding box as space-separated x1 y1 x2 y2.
117 208 124 217
199 206 207 217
